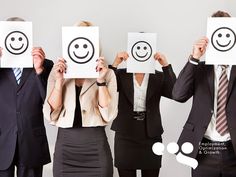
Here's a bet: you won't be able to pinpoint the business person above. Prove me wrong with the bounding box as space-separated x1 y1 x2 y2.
109 51 176 177
43 21 118 177
172 10 236 177
0 17 52 177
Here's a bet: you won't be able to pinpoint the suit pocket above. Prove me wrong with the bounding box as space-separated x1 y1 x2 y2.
183 123 194 131
33 127 46 136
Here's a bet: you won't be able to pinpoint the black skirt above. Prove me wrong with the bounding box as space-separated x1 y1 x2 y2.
53 127 113 177
114 118 162 170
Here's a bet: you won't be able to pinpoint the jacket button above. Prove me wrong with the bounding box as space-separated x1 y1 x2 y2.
211 110 214 114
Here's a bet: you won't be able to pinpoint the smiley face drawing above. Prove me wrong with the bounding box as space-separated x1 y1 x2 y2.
68 37 95 64
131 41 152 62
211 27 236 52
5 31 29 55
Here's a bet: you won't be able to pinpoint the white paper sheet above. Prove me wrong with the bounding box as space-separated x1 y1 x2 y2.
127 32 156 73
0 21 33 68
62 26 99 78
205 17 236 65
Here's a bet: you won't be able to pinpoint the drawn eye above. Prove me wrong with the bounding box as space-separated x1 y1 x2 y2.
218 33 222 37
75 44 79 49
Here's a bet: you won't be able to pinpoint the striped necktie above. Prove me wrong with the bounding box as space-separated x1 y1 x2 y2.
216 65 229 136
12 68 22 85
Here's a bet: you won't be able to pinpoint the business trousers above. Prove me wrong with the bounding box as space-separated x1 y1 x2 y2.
0 165 42 177
192 138 236 177
0 143 43 177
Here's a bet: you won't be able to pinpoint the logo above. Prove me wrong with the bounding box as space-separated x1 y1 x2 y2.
152 142 198 169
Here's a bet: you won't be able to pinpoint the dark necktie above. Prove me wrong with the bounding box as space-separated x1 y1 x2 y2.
216 65 229 136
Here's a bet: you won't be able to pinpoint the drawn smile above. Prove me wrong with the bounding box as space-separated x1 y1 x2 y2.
216 40 231 47
73 51 89 59
135 52 148 58
10 43 24 51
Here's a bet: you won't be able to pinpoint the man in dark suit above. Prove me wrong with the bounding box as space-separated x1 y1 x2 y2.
0 17 53 177
172 11 236 177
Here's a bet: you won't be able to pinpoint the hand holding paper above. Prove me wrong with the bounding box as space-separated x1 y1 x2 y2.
54 58 67 81
96 57 108 83
32 47 45 74
112 51 129 67
192 37 208 60
154 52 169 67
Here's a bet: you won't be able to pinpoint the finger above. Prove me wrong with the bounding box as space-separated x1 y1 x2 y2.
98 56 105 62
33 47 45 53
154 53 161 60
97 60 105 66
55 60 67 69
56 65 66 73
33 53 45 59
32 47 45 56
123 52 129 60
56 62 67 69
32 49 45 56
57 58 67 65
97 62 106 70
97 59 107 67
32 51 45 59
124 53 129 59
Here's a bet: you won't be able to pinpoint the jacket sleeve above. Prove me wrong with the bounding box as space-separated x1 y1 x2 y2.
161 64 177 99
172 61 198 102
35 59 54 100
98 69 118 123
108 65 121 92
43 65 63 125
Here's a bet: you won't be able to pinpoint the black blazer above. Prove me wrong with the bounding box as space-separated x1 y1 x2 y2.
172 61 236 158
110 65 176 138
0 59 53 170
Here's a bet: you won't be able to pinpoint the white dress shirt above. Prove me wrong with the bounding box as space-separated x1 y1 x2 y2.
204 65 232 141
133 74 149 112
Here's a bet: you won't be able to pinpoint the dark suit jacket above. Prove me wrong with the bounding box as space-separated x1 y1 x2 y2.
172 61 236 158
0 59 53 170
110 65 176 138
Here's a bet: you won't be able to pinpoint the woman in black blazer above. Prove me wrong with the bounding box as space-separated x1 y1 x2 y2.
109 52 176 177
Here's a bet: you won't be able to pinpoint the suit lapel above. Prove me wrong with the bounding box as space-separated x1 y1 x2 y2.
17 68 33 91
146 73 158 101
122 72 134 104
207 65 214 105
80 79 96 96
227 66 236 102
5 69 18 87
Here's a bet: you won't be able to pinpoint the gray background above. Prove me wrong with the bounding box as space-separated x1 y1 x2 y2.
1 0 236 176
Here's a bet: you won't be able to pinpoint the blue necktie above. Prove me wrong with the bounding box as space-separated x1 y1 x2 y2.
12 68 22 84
